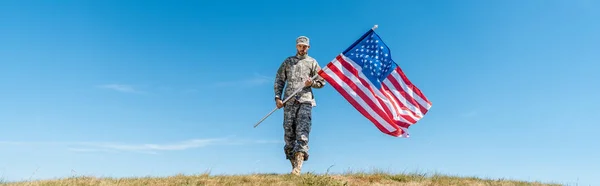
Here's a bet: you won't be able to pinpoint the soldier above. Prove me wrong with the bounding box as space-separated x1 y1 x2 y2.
274 36 326 175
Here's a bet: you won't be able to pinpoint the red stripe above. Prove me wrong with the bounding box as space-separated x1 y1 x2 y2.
389 127 404 137
336 56 414 127
336 56 416 128
334 56 406 126
336 56 417 125
380 87 404 119
336 55 415 129
327 57 401 131
317 61 400 137
394 67 432 108
380 83 419 125
386 68 428 116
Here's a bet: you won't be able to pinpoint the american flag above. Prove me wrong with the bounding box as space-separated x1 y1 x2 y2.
317 28 432 137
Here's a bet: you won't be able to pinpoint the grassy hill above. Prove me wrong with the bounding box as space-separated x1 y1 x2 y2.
0 172 562 186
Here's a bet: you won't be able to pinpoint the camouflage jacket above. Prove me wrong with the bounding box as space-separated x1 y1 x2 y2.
274 54 326 106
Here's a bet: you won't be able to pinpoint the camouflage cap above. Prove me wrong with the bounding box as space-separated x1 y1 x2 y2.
296 36 310 46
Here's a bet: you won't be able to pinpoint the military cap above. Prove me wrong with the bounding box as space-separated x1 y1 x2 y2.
296 36 310 46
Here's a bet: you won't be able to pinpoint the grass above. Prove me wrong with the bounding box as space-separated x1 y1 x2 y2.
0 170 563 186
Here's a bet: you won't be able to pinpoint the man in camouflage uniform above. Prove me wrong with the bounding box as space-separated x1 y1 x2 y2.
274 36 326 175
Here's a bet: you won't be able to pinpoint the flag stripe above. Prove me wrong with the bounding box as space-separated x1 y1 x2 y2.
380 87 406 119
336 55 417 126
323 58 399 132
319 62 400 135
334 56 415 127
383 74 425 118
334 56 401 120
394 68 432 111
381 83 421 123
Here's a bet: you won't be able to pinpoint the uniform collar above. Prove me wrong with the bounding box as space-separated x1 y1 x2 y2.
296 54 308 60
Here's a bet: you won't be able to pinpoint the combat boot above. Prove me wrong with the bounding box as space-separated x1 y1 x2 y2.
289 158 296 171
291 152 304 175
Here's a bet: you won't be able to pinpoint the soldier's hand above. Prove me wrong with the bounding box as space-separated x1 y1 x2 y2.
276 99 284 109
304 79 313 87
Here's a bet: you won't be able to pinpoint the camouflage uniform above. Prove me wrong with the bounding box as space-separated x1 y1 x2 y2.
274 36 326 166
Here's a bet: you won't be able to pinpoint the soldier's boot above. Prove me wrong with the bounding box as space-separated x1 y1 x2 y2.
286 149 296 171
289 157 296 172
291 152 304 175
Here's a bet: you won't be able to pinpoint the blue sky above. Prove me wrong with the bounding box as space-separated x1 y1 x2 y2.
1 0 598 185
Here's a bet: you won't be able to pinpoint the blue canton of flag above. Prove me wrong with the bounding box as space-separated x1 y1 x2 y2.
342 31 397 90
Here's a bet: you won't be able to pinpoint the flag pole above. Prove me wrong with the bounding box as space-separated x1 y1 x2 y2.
253 24 379 128
253 74 320 128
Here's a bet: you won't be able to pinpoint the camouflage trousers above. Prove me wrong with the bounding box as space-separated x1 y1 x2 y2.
283 101 312 161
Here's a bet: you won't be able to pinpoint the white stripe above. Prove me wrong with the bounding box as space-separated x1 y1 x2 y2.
333 59 414 125
380 82 422 122
382 79 424 119
380 87 420 123
338 55 418 124
321 60 398 133
338 55 395 114
380 89 404 120
332 58 398 118
399 126 410 138
390 72 432 110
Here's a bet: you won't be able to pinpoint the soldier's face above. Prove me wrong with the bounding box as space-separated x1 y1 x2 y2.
296 44 310 55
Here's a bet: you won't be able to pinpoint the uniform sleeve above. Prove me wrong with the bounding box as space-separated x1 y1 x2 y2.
274 58 287 100
311 59 326 89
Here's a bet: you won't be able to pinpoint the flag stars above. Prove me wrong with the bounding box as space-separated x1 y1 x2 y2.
345 36 396 83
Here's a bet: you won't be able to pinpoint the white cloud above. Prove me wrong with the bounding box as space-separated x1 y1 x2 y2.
97 84 143 93
93 138 225 151
67 148 120 153
0 138 282 154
